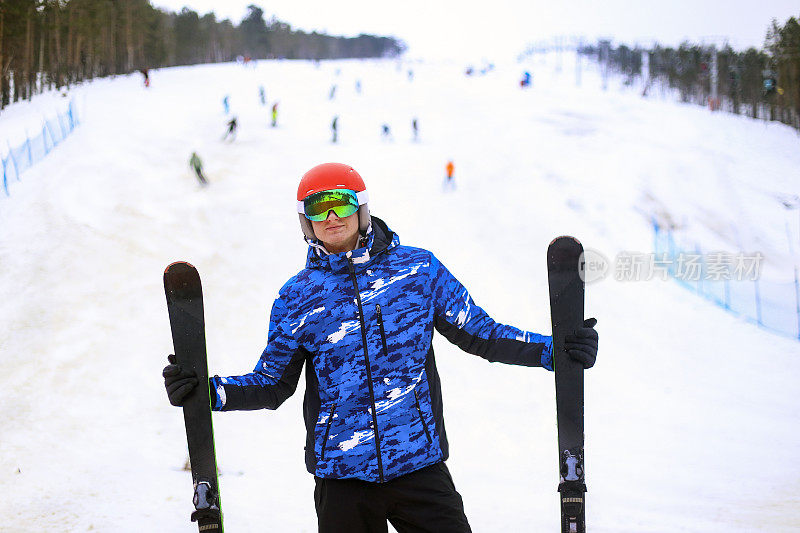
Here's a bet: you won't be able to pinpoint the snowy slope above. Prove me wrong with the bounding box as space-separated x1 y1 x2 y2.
1 55 799 532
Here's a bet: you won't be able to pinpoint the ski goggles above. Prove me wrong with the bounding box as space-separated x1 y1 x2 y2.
298 189 367 221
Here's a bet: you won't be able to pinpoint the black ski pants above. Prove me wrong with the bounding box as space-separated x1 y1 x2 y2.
314 462 472 533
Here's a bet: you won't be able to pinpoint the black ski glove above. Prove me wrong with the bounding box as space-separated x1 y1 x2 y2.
163 354 198 406
564 318 598 369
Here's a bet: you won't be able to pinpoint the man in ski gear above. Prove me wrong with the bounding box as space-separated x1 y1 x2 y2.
331 116 339 143
163 162 599 532
189 152 207 186
271 103 279 127
444 160 455 190
222 117 238 142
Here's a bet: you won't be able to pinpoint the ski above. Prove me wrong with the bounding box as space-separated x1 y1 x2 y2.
547 236 587 533
164 261 224 532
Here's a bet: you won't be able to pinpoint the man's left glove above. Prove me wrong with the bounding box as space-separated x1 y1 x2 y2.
564 317 598 369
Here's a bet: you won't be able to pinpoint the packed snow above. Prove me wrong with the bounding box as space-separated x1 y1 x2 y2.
1 53 800 532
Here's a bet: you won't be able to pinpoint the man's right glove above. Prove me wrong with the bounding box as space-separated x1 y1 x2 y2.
564 317 599 369
163 354 198 406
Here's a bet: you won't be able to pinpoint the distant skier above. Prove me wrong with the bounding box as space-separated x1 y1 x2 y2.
381 124 393 141
259 86 266 106
140 68 150 88
329 84 337 100
162 162 599 533
355 79 362 94
331 115 338 143
520 71 532 88
412 118 419 141
189 152 207 186
223 116 238 142
444 160 455 190
222 95 230 114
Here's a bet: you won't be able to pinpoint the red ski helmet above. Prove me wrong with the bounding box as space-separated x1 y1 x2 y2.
296 162 370 240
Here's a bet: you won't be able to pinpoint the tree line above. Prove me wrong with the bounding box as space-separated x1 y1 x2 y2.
0 2 406 109
582 15 800 131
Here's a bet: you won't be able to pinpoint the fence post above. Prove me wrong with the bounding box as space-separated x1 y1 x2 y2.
42 123 50 155
754 277 763 326
58 112 67 138
795 267 800 340
7 141 20 181
695 244 703 296
667 228 676 277
2 157 8 196
68 100 75 131
26 131 32 167
45 119 59 147
724 277 731 310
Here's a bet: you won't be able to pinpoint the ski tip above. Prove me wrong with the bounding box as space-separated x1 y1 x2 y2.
164 261 196 275
164 261 202 299
548 235 582 247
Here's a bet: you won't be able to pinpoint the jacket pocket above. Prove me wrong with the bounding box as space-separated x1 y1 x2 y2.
376 304 389 359
414 390 433 443
320 402 337 460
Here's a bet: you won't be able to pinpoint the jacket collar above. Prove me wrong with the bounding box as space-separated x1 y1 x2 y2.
304 216 397 273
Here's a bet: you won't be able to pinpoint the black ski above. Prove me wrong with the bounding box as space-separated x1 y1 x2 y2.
547 236 587 533
164 261 224 532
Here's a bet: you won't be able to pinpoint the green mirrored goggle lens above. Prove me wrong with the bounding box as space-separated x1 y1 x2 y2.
303 189 359 221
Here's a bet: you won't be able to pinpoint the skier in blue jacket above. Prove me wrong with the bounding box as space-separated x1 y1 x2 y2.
164 162 599 532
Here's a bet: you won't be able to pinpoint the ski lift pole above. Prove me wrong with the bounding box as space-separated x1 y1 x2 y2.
710 45 718 111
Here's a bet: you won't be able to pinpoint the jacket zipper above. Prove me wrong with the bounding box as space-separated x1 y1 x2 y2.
320 402 337 460
347 258 385 482
414 389 433 443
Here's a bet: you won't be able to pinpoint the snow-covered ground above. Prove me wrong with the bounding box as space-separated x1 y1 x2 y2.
1 54 799 532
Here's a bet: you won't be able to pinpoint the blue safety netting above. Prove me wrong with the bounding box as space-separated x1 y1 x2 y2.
2 99 79 196
654 221 800 341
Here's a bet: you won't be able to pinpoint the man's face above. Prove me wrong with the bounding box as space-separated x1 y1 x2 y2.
311 210 360 253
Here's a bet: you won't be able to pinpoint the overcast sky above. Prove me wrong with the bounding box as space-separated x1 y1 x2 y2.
152 1 799 60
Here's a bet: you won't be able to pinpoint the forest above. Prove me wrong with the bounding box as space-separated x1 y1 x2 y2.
0 1 406 108
584 16 800 130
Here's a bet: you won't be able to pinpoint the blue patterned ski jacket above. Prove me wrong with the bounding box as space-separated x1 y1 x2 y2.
210 217 552 482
